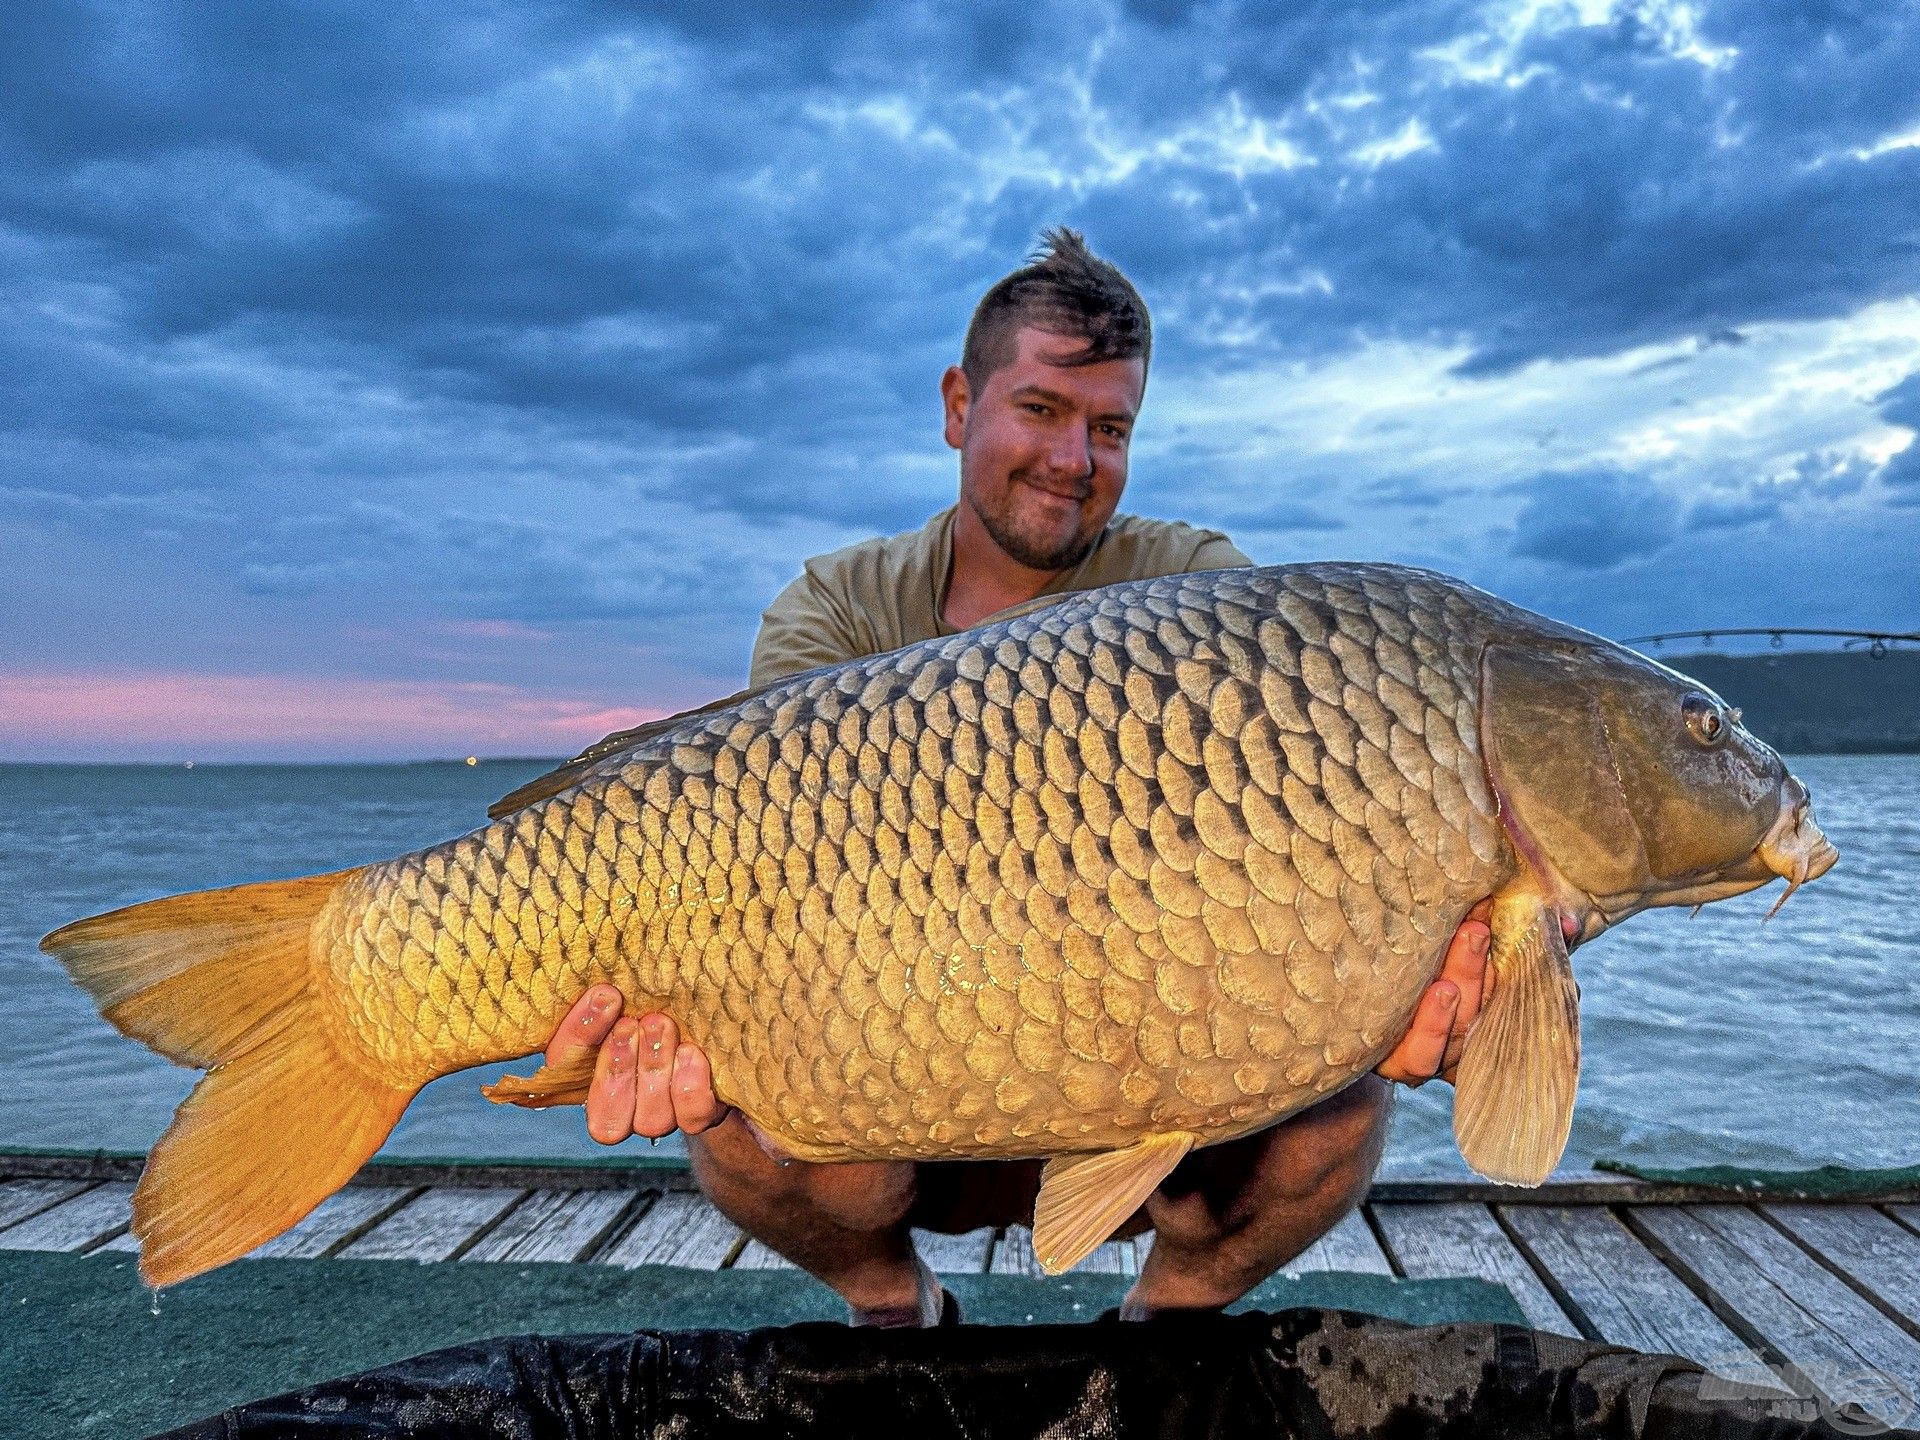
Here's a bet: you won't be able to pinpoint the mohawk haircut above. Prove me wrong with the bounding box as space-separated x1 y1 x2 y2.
960 227 1152 393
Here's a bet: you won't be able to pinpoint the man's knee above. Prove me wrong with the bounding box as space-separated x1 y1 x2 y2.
687 1118 917 1232
1275 1076 1393 1211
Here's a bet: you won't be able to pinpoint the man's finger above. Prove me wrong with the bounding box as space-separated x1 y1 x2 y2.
632 1013 680 1140
670 1043 730 1135
1436 916 1493 1030
544 983 624 1067
584 1017 639 1145
1374 981 1458 1086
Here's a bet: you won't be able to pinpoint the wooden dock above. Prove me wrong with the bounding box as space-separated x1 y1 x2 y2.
5 1155 1918 1416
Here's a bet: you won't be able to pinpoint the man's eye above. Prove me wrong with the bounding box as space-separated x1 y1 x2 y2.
1023 403 1050 416
1099 425 1128 440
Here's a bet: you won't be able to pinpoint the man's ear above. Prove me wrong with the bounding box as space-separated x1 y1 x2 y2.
940 365 970 451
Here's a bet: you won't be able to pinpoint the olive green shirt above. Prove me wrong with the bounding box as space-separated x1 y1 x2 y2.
749 506 1251 687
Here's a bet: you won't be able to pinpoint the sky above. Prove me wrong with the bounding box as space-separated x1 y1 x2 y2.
2 0 1917 761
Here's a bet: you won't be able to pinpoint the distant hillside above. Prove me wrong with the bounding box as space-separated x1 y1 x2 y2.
1651 650 1920 754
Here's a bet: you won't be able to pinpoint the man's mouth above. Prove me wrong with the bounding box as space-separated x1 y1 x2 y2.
1015 473 1092 504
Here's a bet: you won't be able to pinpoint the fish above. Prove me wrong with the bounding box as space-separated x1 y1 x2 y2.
43 562 1837 1287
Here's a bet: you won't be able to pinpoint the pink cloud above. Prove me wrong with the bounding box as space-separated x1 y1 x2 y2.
0 668 670 761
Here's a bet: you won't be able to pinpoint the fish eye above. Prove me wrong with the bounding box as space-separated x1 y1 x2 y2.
1682 694 1726 747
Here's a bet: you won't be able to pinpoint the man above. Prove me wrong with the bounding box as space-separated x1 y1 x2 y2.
532 230 1494 1326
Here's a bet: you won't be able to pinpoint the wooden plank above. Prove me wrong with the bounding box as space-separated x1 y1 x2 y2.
1074 1239 1145 1275
914 1226 996 1275
731 1239 795 1270
0 1182 133 1252
1632 1206 1920 1401
461 1188 634 1264
101 1185 420 1259
1500 1205 1755 1369
1887 1205 1920 1238
732 1226 995 1275
597 1192 742 1269
0 1179 90 1233
1765 1205 1920 1334
989 1226 1036 1275
1282 1208 1393 1276
251 1187 417 1260
336 1186 522 1262
1372 1201 1577 1335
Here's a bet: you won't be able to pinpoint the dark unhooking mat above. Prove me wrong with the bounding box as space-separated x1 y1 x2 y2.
157 1309 1903 1440
0 1250 1517 1439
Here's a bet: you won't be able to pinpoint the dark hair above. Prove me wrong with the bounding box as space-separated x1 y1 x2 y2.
960 227 1151 392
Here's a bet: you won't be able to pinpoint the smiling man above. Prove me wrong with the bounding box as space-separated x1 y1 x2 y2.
537 230 1493 1327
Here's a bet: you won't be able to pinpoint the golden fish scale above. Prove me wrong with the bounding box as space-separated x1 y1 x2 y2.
317 566 1511 1161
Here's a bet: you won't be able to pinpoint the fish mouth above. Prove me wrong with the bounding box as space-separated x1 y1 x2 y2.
1587 775 1838 927
1752 774 1838 919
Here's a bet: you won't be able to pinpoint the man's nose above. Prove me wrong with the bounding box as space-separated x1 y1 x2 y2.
1043 426 1094 479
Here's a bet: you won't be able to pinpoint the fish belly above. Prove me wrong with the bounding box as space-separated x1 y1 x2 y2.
322 566 1512 1159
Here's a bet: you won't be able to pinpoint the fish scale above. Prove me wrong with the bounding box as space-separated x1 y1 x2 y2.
316 564 1510 1162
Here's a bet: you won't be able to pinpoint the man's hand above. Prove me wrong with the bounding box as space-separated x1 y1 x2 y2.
1373 899 1495 1087
542 984 731 1145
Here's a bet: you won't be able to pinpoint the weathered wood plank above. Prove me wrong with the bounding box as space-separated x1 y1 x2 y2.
336 1186 522 1262
731 1239 795 1270
0 1182 133 1252
461 1188 634 1264
1282 1208 1393 1276
1372 1201 1577 1335
1887 1205 1920 1238
597 1192 742 1269
914 1226 996 1275
250 1186 417 1260
1764 1204 1920 1335
100 1185 419 1258
1499 1205 1754 1368
1073 1239 1144 1275
0 1179 90 1233
1632 1205 1920 1400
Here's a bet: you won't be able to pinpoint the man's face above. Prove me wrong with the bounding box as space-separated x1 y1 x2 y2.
943 326 1144 572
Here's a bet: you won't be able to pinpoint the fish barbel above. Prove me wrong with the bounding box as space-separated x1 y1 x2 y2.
44 563 1836 1286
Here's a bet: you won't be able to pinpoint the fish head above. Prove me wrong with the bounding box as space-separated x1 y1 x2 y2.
1479 637 1837 943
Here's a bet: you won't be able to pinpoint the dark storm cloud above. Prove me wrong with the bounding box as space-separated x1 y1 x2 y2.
2 0 1918 729
1873 371 1920 500
1509 469 1682 570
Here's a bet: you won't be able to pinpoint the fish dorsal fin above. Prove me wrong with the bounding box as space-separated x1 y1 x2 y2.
1031 1132 1194 1275
487 678 796 820
1452 888 1582 1186
980 591 1075 626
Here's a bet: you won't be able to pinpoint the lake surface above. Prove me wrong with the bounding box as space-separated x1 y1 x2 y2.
2 756 1914 1178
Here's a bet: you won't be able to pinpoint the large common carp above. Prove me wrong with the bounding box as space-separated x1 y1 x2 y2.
45 563 1836 1287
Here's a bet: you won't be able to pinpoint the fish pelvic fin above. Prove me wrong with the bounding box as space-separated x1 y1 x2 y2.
1032 1132 1194 1275
482 1052 596 1108
1451 888 1581 1187
41 869 417 1287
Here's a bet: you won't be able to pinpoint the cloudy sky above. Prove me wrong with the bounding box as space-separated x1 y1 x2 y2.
3 0 1916 760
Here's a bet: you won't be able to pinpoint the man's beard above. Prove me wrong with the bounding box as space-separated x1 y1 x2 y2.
968 477 1101 572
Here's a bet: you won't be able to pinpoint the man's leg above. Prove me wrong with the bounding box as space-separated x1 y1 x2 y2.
685 1116 928 1314
1126 1076 1394 1313
687 1077 1392 1319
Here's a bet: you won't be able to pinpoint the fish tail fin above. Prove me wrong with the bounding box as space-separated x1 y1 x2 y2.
41 870 416 1287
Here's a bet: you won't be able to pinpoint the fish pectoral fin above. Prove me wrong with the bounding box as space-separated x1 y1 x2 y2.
1452 890 1581 1187
481 1053 596 1109
1031 1132 1195 1275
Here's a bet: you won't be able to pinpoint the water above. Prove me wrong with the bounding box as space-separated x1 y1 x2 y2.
2 758 1914 1176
